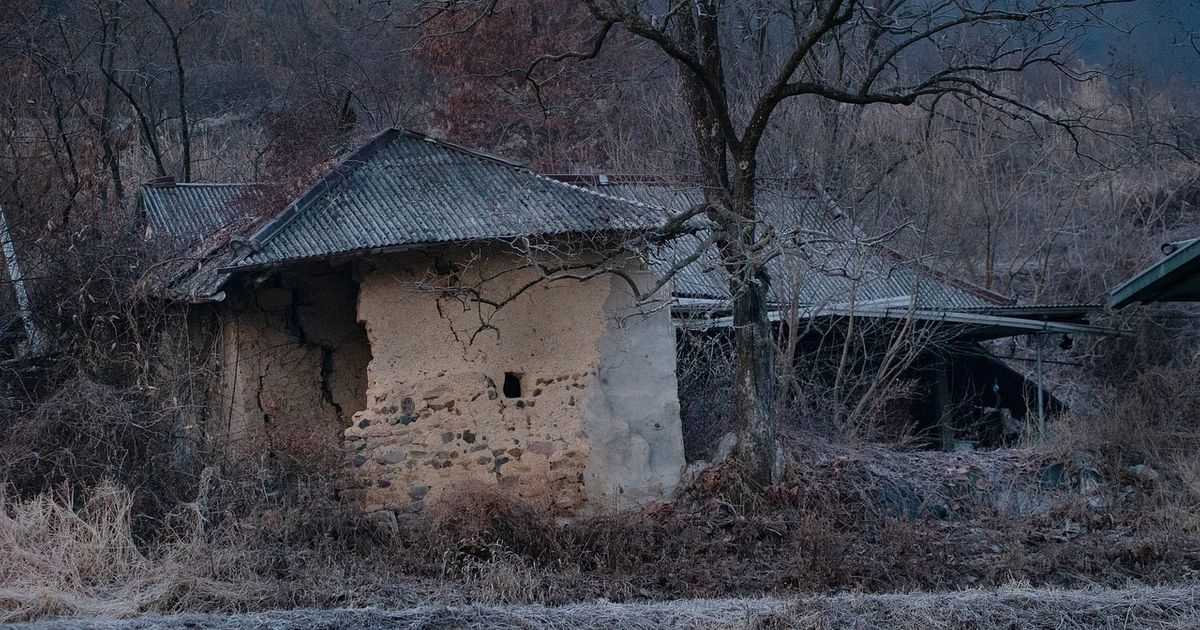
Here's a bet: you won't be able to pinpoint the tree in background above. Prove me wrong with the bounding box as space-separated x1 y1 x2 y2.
413 0 657 168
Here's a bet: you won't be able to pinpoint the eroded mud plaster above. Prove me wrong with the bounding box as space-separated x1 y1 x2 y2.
344 247 684 515
211 264 369 459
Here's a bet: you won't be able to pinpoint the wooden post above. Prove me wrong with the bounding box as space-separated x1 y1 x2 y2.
935 362 954 451
1035 334 1045 441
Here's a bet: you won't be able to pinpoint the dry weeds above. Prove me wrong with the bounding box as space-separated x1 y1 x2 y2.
0 481 273 622
397 433 1200 604
6 403 1200 625
6 431 1200 625
0 480 457 623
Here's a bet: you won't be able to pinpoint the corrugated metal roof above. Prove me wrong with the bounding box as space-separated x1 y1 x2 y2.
237 129 662 269
137 132 1009 314
597 183 1003 312
141 182 267 243
137 182 268 302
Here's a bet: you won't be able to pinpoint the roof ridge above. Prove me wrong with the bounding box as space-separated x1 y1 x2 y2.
141 181 266 189
397 133 662 214
812 186 1011 307
875 245 1013 306
541 179 1000 309
174 182 264 187
246 128 400 249
398 128 526 168
546 174 824 197
534 172 662 214
392 131 661 213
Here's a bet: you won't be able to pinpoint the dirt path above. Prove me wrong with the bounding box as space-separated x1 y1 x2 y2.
13 584 1200 629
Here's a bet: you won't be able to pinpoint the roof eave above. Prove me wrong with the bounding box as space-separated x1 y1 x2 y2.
960 304 1102 322
680 305 1128 339
1109 238 1200 309
220 226 658 275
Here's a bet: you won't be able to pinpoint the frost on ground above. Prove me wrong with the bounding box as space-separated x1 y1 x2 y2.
13 585 1200 630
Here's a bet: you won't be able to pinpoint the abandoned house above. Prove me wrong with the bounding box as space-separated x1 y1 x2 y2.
138 128 1115 516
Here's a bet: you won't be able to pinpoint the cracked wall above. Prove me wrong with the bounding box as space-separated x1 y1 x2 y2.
212 263 369 460
344 247 684 516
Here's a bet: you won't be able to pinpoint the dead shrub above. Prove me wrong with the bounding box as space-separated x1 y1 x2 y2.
428 487 561 561
408 486 635 605
677 321 937 459
8 429 1200 624
449 541 582 605
0 469 448 623
1051 349 1200 528
1061 351 1200 455
0 373 201 532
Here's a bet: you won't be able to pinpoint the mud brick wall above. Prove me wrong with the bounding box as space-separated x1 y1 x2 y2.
344 247 684 516
210 264 369 460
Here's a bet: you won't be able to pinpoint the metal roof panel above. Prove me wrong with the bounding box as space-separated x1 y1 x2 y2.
601 183 1000 312
237 130 661 268
141 183 267 243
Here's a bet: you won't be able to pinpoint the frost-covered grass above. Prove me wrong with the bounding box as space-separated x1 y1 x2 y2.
14 585 1200 629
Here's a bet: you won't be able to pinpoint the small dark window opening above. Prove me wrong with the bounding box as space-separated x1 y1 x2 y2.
503 372 523 398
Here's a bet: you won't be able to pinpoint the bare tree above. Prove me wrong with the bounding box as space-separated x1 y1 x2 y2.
416 0 1134 484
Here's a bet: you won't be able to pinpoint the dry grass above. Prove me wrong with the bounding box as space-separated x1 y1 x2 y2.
0 478 461 623
0 481 273 622
399 435 1200 604
1049 351 1200 531
6 433 1200 625
8 361 1200 625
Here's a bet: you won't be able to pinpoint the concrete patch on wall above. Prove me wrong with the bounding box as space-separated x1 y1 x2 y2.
582 272 684 510
343 246 684 516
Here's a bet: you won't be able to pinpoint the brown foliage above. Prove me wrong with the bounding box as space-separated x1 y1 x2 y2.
415 0 648 168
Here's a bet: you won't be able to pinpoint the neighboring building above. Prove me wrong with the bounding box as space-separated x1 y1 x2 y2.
573 178 1105 453
1110 238 1200 308
139 128 1114 516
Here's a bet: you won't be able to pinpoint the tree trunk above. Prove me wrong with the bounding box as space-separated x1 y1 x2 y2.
97 1 125 207
145 0 192 182
731 260 778 484
0 203 47 355
170 34 191 182
670 1 777 485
